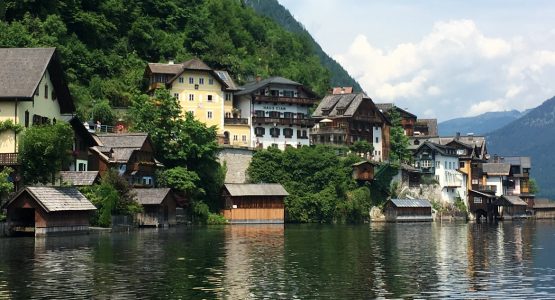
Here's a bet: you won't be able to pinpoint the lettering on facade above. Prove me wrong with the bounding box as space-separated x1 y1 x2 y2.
262 105 287 111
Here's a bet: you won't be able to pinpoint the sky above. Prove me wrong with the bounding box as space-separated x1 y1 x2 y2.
278 0 555 121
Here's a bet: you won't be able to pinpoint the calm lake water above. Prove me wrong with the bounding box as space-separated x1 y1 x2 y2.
1 221 555 299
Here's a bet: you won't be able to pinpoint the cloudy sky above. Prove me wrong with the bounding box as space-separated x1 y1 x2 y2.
278 0 555 121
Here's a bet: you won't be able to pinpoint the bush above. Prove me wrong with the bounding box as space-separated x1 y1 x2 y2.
192 201 210 224
207 213 228 225
454 197 467 213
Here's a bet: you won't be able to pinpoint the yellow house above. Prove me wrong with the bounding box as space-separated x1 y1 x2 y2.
0 48 75 167
144 58 247 144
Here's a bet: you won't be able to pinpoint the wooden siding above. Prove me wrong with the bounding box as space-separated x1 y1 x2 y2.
222 208 284 223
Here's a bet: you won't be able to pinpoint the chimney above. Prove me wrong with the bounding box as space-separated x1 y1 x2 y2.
168 59 174 65
256 75 261 82
455 132 460 140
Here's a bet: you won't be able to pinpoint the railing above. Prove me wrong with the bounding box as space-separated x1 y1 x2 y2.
478 185 497 193
254 95 317 105
252 117 314 127
224 118 249 125
353 115 383 123
310 127 347 135
0 153 19 165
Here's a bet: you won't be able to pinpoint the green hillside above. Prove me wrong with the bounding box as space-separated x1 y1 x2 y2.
244 0 363 92
0 0 330 117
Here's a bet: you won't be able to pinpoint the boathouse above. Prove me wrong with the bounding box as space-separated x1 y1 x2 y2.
2 187 96 236
533 198 555 219
383 199 433 222
493 195 528 219
222 183 288 223
134 188 176 227
352 161 376 181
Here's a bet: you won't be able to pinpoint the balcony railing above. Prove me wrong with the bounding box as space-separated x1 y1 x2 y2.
0 153 19 165
224 118 249 125
254 95 317 105
353 115 384 123
477 185 497 193
310 127 347 135
252 117 314 127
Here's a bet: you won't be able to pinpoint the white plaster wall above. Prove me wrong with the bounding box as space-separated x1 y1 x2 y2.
486 176 504 196
372 126 383 161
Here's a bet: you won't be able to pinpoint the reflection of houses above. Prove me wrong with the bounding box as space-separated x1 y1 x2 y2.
134 188 176 227
2 187 96 236
0 48 76 187
376 103 417 136
234 77 319 150
89 133 160 187
222 184 288 223
311 93 390 161
383 199 432 222
59 171 100 186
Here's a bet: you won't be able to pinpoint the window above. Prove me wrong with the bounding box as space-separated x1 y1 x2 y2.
269 111 280 118
457 149 465 155
225 93 232 101
242 135 247 142
24 111 29 128
233 135 238 141
189 77 194 84
225 112 231 118
271 143 278 148
189 94 194 101
297 113 305 119
421 160 432 168
209 78 214 85
207 95 213 101
472 179 479 184
142 177 153 186
474 197 482 204
270 127 280 138
174 93 179 100
179 77 184 83
445 161 448 169
255 127 265 137
45 84 48 99
199 78 204 84
302 130 307 138
284 112 293 119
207 111 213 119
51 90 56 100
255 110 265 117
284 128 293 138
375 137 379 143
436 161 440 168
78 163 87 171
459 161 465 168
194 84 199 90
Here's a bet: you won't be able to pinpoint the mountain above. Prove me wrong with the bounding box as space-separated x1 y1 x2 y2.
439 110 524 136
244 0 363 92
487 96 555 198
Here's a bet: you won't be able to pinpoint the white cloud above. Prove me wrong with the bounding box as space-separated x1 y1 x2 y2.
334 19 555 120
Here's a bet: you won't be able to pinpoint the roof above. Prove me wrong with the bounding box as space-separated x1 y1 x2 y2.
235 76 302 96
224 184 289 197
414 119 438 136
499 195 528 206
534 198 555 209
469 189 497 198
312 93 389 125
0 48 75 113
4 187 96 212
352 160 378 167
409 135 487 159
59 171 100 186
146 63 184 75
111 148 136 163
96 133 149 149
389 199 432 208
215 70 239 91
375 103 417 119
332 87 353 94
69 117 99 147
482 163 511 176
415 141 458 157
134 188 172 205
500 156 532 169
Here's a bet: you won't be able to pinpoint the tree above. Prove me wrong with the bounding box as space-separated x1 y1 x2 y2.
388 107 411 164
91 100 116 125
349 140 373 158
0 167 14 208
529 178 539 194
19 122 73 184
158 166 204 203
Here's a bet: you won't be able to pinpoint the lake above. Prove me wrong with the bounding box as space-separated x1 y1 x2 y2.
1 221 555 299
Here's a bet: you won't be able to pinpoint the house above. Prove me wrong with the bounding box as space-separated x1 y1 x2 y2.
481 163 511 197
413 141 465 205
533 199 555 219
494 156 534 208
59 171 100 186
375 103 417 136
134 188 176 227
392 163 421 187
89 133 160 187
467 189 497 221
352 161 377 181
413 119 438 137
0 48 76 186
493 195 528 219
234 77 319 150
2 187 96 236
68 117 101 171
383 199 433 222
221 183 289 223
311 93 391 161
144 58 239 139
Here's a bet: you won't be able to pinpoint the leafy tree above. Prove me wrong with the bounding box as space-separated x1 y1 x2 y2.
19 122 73 184
349 140 374 157
0 167 14 207
91 100 116 125
529 178 539 194
157 166 204 201
388 107 411 163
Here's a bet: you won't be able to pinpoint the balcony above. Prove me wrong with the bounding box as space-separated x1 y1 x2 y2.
0 153 19 165
224 118 249 125
252 117 314 127
477 185 497 193
310 127 347 135
254 95 317 105
353 115 384 123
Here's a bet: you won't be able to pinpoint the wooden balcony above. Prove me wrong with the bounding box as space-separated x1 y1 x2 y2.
310 127 347 135
224 118 249 125
0 153 19 165
353 115 383 123
477 185 497 193
254 95 317 105
252 117 314 127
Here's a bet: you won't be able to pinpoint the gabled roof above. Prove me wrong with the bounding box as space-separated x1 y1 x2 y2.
501 156 531 169
134 188 172 205
146 63 184 75
166 58 228 88
96 133 149 149
415 141 457 157
146 58 230 89
236 76 301 95
215 70 239 91
312 93 389 125
0 48 75 113
224 183 289 197
469 189 497 198
482 163 511 176
69 117 99 148
389 199 431 208
375 103 417 119
497 195 527 206
4 187 96 212
59 171 100 186
332 87 353 94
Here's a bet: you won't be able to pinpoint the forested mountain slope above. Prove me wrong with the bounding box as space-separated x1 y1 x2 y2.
0 0 330 116
244 0 363 92
487 96 555 198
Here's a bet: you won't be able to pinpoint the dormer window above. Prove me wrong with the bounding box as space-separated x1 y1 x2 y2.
337 109 345 115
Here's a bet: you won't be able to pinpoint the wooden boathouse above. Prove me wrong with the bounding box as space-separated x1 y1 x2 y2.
533 199 555 219
2 187 96 236
222 183 288 224
383 199 433 222
134 188 176 227
493 195 528 219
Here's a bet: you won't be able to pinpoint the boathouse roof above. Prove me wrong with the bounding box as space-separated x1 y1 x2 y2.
389 199 432 208
224 184 289 197
134 188 172 205
3 187 96 212
497 195 528 206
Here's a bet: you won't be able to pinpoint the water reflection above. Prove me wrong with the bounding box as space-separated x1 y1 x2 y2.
0 222 554 298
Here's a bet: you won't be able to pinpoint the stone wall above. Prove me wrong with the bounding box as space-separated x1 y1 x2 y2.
218 147 254 184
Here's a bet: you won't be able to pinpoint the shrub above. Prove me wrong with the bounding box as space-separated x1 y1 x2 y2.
207 213 228 225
